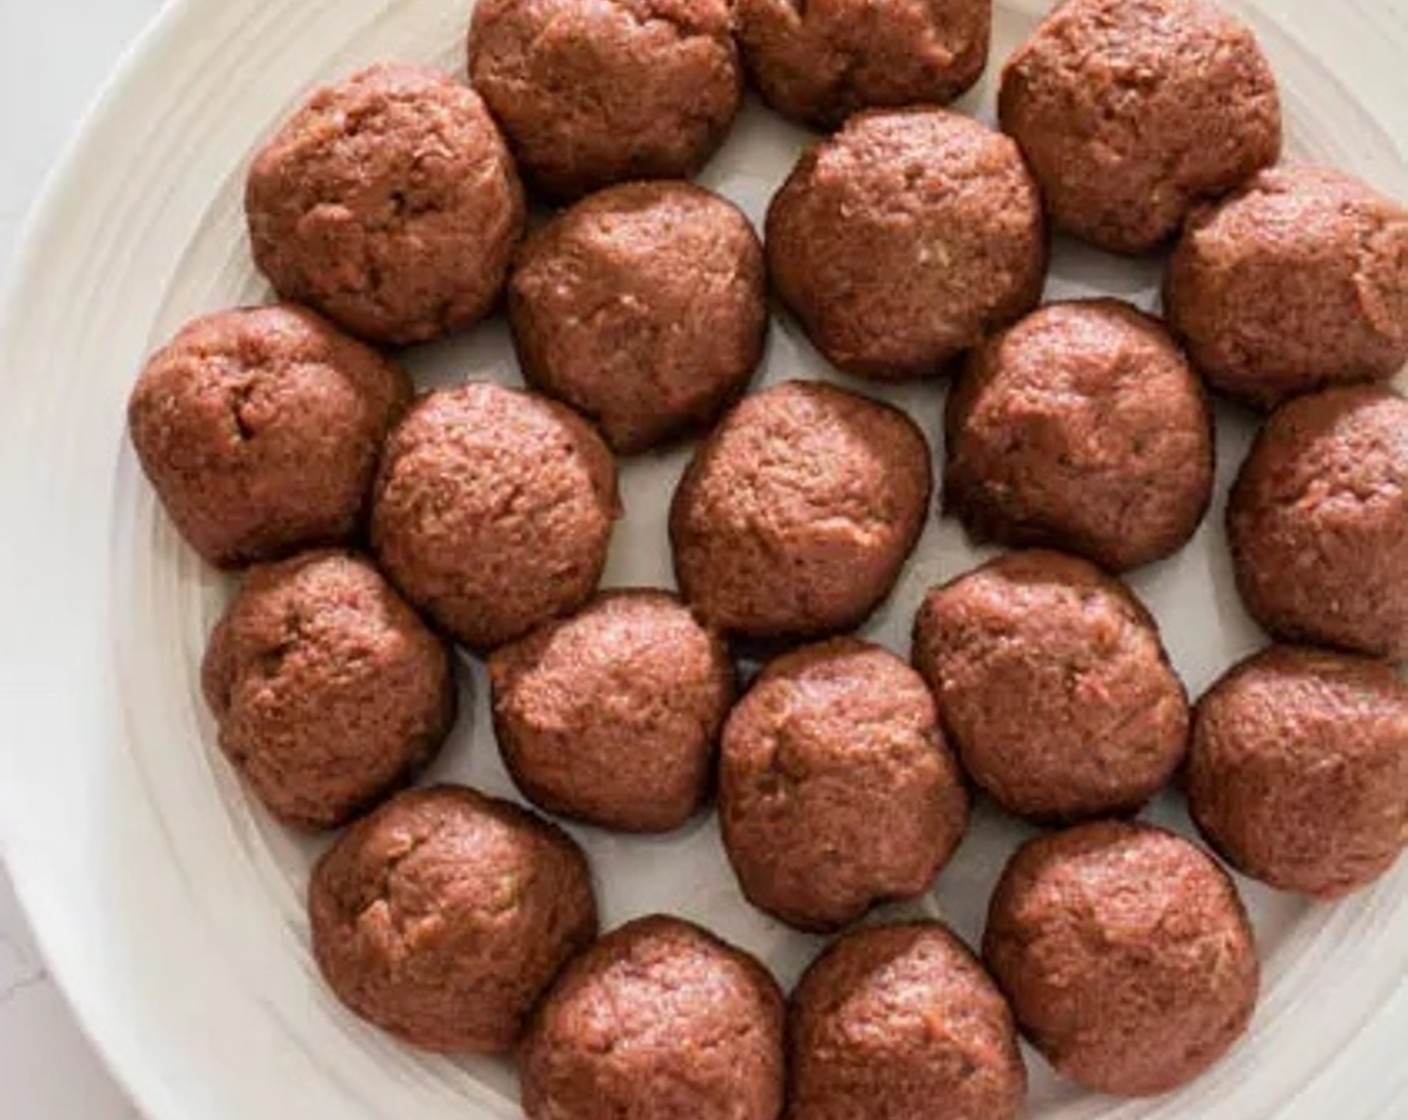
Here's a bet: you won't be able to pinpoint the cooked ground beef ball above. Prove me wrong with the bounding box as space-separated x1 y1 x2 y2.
201 551 455 830
520 915 784 1120
309 785 597 1053
370 382 619 652
766 108 1045 380
912 550 1188 822
1166 165 1408 409
127 304 411 568
468 0 742 200
984 821 1259 1097
670 380 931 639
944 300 1214 572
508 181 766 454
719 639 968 931
1227 386 1408 659
1187 645 1408 898
489 590 735 832
735 0 990 129
788 922 1026 1120
246 65 524 345
999 0 1281 253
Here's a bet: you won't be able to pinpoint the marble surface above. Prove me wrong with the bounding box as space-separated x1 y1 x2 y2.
1 3 164 1115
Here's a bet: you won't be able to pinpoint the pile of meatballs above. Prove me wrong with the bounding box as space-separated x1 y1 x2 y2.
126 0 1407 1115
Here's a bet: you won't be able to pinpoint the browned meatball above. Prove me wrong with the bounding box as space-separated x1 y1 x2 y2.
670 381 931 639
520 915 784 1120
766 108 1045 380
202 551 455 830
467 0 742 200
127 304 411 568
370 383 619 652
489 590 735 832
983 821 1259 1097
508 181 766 454
999 0 1281 253
735 0 990 129
1227 386 1408 659
308 785 597 1053
1188 645 1408 898
944 300 1214 572
719 639 968 931
1166 166 1408 409
789 923 1026 1120
913 550 1189 822
246 65 524 345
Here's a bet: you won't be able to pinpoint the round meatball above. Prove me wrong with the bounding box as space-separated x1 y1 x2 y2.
1166 166 1408 409
127 304 411 568
789 923 1026 1120
1188 645 1408 898
766 108 1046 380
246 65 524 345
912 550 1188 822
371 382 619 652
468 0 742 200
520 915 784 1120
720 639 968 931
999 0 1281 253
508 181 766 454
670 380 931 638
944 300 1214 572
489 590 735 832
984 821 1259 1097
1227 386 1408 659
201 551 456 830
309 785 598 1053
735 0 990 129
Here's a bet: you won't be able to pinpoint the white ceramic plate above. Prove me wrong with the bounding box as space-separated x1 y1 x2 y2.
1 1 1404 1117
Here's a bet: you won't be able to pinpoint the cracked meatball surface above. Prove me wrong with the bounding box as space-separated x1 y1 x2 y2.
202 551 456 830
670 380 931 639
720 639 968 931
370 382 619 652
308 785 598 1053
521 915 785 1120
127 304 412 568
1227 386 1408 659
767 108 1045 380
468 0 742 200
999 0 1281 253
944 300 1214 572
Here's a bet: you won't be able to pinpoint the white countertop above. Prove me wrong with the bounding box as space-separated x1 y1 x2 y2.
1 2 165 1115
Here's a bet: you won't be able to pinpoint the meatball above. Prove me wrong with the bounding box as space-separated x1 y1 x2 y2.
999 0 1281 253
789 923 1026 1120
1187 645 1408 898
201 551 456 830
670 380 931 639
127 304 411 568
489 590 735 832
1227 386 1408 659
719 639 968 931
508 181 766 454
468 0 742 200
520 915 784 1120
370 382 619 652
766 108 1046 380
944 300 1214 572
735 0 990 129
984 821 1259 1097
912 550 1189 822
246 65 524 345
308 785 597 1053
1166 165 1408 408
